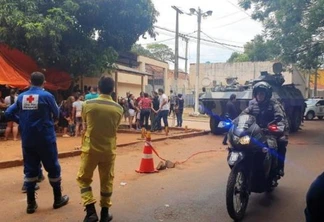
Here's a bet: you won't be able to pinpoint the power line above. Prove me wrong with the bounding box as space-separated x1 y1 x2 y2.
214 10 242 20
141 37 175 45
211 17 250 29
224 0 252 18
155 26 244 49
154 29 229 49
200 31 243 52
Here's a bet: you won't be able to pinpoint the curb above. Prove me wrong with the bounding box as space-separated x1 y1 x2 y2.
0 130 210 169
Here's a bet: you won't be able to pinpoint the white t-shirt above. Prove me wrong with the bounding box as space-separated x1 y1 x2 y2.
73 100 84 117
4 95 17 106
159 94 169 111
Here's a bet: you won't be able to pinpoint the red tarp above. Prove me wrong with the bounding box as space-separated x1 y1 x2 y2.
0 53 30 88
0 44 72 90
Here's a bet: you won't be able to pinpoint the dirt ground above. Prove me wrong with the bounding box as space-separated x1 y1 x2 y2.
0 127 203 162
0 121 323 221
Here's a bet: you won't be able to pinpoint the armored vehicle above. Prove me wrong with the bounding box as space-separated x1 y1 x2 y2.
199 62 305 135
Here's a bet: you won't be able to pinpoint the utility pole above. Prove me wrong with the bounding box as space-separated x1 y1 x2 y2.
152 71 155 92
195 9 201 114
179 34 189 74
314 68 318 97
251 39 256 79
188 7 213 114
172 6 183 94
184 37 189 74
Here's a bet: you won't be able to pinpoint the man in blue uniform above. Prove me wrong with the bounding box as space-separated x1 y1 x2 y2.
305 171 324 222
5 72 69 214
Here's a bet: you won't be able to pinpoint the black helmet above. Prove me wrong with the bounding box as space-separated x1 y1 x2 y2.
253 81 272 102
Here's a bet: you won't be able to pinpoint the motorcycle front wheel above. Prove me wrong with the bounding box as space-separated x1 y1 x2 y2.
226 165 249 221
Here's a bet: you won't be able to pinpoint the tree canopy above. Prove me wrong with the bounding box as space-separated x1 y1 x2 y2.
131 43 175 63
238 0 324 69
227 35 281 63
131 44 154 58
0 0 159 76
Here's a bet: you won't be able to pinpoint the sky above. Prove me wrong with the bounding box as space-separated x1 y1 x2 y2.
137 0 264 71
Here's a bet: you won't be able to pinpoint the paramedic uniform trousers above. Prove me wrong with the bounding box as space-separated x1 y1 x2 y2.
23 141 61 192
77 151 116 208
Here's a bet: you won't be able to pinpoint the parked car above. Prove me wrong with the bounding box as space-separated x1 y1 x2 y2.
304 99 324 120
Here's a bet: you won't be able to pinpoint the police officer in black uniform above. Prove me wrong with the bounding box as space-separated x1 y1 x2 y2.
223 94 239 145
242 81 288 177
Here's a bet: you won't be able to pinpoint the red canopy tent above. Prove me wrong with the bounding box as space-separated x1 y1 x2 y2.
0 52 29 88
0 44 72 90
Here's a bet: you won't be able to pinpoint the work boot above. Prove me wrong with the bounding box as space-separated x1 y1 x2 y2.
22 183 40 193
84 203 99 222
100 207 113 222
26 191 38 214
53 188 69 209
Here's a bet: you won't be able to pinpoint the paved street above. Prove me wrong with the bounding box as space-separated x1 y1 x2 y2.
0 120 323 221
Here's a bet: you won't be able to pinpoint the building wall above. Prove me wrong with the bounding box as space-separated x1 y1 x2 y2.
189 61 307 95
77 56 172 99
167 70 190 94
118 82 142 98
137 56 169 93
291 65 308 98
76 70 146 99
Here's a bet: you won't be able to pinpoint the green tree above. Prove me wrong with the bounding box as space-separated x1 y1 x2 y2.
131 43 175 63
227 52 249 63
227 35 281 62
131 44 154 58
238 0 324 69
146 43 175 62
0 0 159 76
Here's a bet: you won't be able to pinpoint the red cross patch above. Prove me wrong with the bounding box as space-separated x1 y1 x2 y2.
22 94 39 110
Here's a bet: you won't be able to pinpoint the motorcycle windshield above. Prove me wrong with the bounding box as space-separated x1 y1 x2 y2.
231 114 257 137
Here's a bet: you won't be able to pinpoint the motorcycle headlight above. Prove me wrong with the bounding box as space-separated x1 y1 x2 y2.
239 135 251 145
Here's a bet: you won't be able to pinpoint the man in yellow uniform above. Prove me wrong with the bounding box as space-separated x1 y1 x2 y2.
77 76 123 222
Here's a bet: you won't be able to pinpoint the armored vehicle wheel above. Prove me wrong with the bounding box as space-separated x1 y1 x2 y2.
198 102 206 115
290 110 302 132
318 116 323 120
305 111 315 120
210 116 223 135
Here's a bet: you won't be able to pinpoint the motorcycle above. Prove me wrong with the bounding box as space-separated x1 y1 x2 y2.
225 114 284 221
216 114 233 133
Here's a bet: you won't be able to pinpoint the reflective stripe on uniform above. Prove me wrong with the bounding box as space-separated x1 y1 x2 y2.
81 187 92 194
48 177 61 183
86 100 122 110
24 177 38 182
100 192 112 197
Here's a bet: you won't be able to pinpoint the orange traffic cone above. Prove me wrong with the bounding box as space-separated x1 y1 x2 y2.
136 133 158 173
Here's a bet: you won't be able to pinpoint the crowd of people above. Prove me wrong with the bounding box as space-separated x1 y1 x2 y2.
118 89 185 131
1 85 186 142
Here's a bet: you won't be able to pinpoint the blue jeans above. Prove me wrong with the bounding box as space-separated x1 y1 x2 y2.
150 112 158 131
155 110 169 130
176 109 183 127
140 109 151 130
